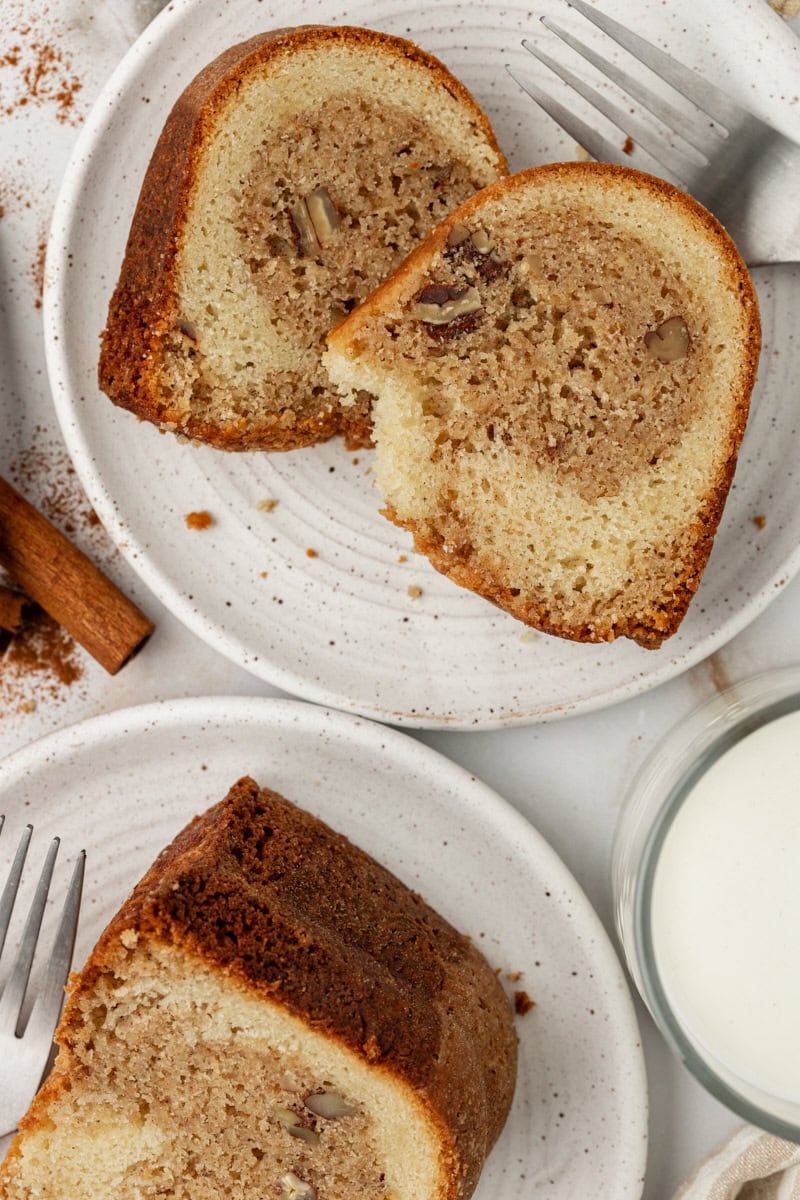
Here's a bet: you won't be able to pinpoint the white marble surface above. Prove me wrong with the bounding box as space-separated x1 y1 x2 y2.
0 2 798 1196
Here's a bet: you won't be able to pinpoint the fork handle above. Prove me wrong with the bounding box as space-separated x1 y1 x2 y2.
709 133 800 266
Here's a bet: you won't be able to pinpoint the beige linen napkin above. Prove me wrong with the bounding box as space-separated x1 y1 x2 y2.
674 1128 800 1200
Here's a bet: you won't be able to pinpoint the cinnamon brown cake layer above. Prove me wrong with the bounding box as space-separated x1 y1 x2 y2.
325 162 761 646
98 26 507 451
0 778 517 1200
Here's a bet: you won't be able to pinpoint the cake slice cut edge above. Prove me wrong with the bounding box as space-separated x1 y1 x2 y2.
324 162 761 647
0 777 518 1200
98 25 508 452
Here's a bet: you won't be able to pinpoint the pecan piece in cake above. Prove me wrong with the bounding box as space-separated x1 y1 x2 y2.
410 284 482 340
273 1106 320 1146
289 187 341 257
445 224 507 281
303 1090 357 1119
276 1170 316 1200
644 315 690 362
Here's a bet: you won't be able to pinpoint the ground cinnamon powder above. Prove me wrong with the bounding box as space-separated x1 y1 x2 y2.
7 434 100 536
0 610 83 715
0 11 92 712
0 174 33 219
1 15 84 126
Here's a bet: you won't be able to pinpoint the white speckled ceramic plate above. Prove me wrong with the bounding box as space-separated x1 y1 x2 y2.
44 0 800 727
0 697 646 1194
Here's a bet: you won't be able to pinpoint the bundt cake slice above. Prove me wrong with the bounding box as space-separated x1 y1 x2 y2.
0 778 517 1200
98 26 507 451
325 162 761 646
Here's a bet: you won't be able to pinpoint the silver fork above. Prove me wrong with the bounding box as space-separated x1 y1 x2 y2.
0 820 84 1137
509 0 800 265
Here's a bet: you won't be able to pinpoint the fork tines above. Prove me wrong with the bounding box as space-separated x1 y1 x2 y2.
0 822 84 1041
510 0 746 186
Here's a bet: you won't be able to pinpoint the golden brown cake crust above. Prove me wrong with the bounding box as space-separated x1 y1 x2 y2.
385 493 730 648
97 26 507 452
328 162 761 647
13 778 516 1200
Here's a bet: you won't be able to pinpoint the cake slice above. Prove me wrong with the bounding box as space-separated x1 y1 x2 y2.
0 778 517 1200
325 162 761 646
98 26 507 451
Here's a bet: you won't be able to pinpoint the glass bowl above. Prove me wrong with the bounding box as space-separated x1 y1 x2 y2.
612 666 800 1139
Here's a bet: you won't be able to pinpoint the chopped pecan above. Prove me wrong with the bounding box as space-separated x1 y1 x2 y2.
445 225 506 281
276 1171 316 1200
176 317 197 342
472 248 506 282
517 252 544 277
273 1107 320 1147
644 315 690 362
470 229 492 254
410 284 482 340
306 188 340 242
414 284 457 310
303 1090 357 1119
446 223 471 249
289 187 341 257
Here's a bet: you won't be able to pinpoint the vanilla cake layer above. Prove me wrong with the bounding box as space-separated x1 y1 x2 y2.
99 27 507 451
0 779 517 1200
3 943 442 1200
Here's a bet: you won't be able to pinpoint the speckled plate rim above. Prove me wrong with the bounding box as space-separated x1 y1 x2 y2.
42 0 800 729
0 695 648 1194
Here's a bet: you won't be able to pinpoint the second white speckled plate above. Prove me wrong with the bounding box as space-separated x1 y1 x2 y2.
44 0 800 727
0 697 647 1194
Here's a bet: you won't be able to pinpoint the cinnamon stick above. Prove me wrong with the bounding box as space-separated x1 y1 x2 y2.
0 584 33 634
0 475 154 674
